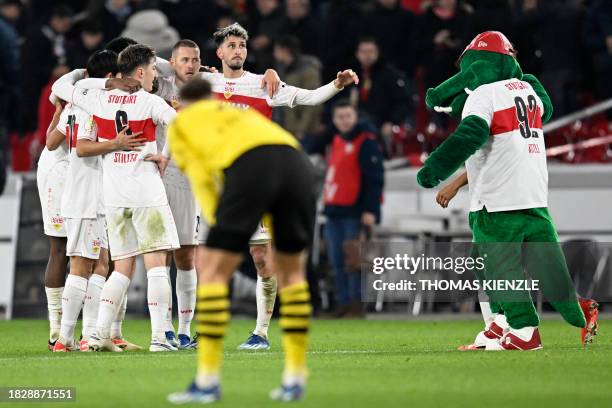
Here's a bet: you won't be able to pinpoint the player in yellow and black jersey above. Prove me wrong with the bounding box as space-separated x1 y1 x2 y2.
166 78 315 404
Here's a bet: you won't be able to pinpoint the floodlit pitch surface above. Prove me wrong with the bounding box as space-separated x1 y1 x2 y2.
0 318 609 407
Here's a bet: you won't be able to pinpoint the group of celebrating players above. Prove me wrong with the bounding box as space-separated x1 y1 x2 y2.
36 22 358 402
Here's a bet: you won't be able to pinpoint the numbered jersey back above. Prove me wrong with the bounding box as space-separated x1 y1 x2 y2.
462 78 548 213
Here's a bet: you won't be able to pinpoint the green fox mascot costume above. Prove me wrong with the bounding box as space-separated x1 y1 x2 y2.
417 31 599 350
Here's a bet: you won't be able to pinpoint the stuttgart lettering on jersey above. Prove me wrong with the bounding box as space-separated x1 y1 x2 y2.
107 94 138 104
113 152 139 163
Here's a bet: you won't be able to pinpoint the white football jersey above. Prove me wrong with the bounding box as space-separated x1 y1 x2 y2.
204 71 304 118
463 79 548 212
59 104 104 219
66 85 176 208
37 110 69 173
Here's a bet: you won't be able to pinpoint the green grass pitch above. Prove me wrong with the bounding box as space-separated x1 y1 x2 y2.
0 318 610 408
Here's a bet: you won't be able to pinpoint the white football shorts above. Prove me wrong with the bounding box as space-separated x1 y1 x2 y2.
36 161 68 237
105 205 180 260
65 215 108 259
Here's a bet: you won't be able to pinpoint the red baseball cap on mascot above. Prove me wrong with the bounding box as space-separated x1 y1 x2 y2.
459 31 516 60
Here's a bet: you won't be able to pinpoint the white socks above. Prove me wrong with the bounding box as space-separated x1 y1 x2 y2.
82 274 105 340
480 301 494 329
96 272 130 339
59 275 88 344
176 268 197 336
45 286 63 341
148 267 171 341
110 293 127 339
253 275 277 338
165 268 175 333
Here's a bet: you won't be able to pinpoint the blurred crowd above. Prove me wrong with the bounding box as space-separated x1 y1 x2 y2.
1 0 612 172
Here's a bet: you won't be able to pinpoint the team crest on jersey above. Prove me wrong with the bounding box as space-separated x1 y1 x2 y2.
171 98 180 109
224 82 235 99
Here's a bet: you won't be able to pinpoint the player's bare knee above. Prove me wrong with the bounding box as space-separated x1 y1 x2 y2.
48 237 67 257
70 256 94 278
250 244 268 269
174 246 195 270
93 260 110 279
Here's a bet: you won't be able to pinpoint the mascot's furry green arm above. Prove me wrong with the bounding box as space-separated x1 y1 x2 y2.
417 32 554 188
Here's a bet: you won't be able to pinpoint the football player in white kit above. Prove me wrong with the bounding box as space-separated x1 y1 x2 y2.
201 23 358 350
154 39 282 349
51 51 145 352
37 92 69 351
52 44 181 352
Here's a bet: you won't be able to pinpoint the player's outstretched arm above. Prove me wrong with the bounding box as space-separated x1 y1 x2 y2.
77 127 145 157
50 69 87 103
436 171 468 208
271 69 359 108
45 101 65 151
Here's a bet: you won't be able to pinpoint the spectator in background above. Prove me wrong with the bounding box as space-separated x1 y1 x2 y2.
282 0 320 57
583 0 612 117
417 0 471 91
0 0 21 192
248 0 285 72
362 0 416 77
67 19 104 69
0 0 20 30
466 0 514 40
160 0 234 48
273 35 323 142
88 0 133 41
1 0 21 129
319 0 364 81
121 9 179 58
417 0 471 128
352 37 411 150
514 0 585 117
323 100 384 318
20 4 73 133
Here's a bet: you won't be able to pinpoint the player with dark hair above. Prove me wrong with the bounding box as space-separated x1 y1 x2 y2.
52 44 181 352
201 22 358 351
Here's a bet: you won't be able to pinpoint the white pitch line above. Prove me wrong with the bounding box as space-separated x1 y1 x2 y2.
0 349 399 363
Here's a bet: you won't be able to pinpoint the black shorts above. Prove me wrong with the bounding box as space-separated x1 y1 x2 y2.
206 145 316 254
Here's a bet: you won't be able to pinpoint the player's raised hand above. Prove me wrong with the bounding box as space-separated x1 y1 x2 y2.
113 127 146 151
334 69 359 89
144 153 169 177
106 77 142 93
436 182 459 208
261 69 281 98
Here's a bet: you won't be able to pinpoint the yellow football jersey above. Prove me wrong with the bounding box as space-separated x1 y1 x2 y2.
168 99 300 224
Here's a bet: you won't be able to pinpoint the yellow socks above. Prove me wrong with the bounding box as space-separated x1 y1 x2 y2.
279 282 312 384
195 283 230 387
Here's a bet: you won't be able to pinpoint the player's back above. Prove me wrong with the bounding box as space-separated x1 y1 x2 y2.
61 104 103 219
87 88 174 208
464 79 547 212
